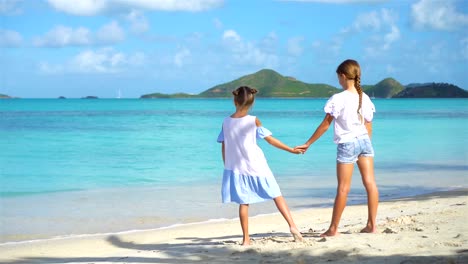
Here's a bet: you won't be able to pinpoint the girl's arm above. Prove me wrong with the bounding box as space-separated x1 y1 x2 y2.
256 117 302 154
296 113 334 152
365 121 372 139
221 142 225 164
264 135 302 154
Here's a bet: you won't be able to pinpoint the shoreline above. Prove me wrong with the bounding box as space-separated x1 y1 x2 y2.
1 182 466 244
1 188 467 263
1 182 464 245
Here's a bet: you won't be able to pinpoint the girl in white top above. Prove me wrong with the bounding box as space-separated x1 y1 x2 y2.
296 59 379 237
217 86 303 245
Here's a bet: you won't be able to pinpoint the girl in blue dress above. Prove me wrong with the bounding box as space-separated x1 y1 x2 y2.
217 86 303 245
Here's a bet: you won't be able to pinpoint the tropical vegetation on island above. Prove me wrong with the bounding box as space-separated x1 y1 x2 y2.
393 83 468 98
2 69 467 99
141 69 467 99
198 69 337 98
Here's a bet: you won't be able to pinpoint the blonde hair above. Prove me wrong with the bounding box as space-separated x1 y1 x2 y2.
336 59 363 123
232 86 258 109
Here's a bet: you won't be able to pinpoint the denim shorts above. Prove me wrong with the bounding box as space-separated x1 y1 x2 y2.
337 135 374 164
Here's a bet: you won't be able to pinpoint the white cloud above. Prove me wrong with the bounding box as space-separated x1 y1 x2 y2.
260 32 278 52
351 10 382 31
174 48 191 67
213 18 223 29
346 8 398 34
117 0 224 12
39 48 146 74
311 40 321 48
411 0 468 31
185 32 204 45
351 8 400 55
34 22 125 47
235 43 279 68
221 30 279 68
0 0 22 15
383 25 400 50
222 29 243 52
223 29 241 42
46 0 223 15
128 52 146 65
461 38 468 60
71 48 145 73
0 29 22 47
96 21 125 43
33 25 91 47
126 10 149 34
47 0 107 16
38 62 63 74
71 49 116 73
287 36 304 56
312 8 399 59
279 0 387 3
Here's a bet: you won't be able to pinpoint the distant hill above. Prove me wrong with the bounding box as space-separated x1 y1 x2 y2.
394 83 468 98
139 69 466 99
405 83 432 88
0 93 12 99
363 78 405 98
198 69 339 98
140 92 197 99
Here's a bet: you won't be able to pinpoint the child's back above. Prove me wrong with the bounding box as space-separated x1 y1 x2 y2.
217 86 303 245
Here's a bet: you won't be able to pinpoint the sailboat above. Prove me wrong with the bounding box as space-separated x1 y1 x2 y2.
117 89 122 99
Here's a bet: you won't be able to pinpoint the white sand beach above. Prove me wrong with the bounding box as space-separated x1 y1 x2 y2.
1 189 467 264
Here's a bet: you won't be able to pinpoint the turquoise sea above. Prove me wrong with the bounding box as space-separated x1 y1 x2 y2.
1 98 467 243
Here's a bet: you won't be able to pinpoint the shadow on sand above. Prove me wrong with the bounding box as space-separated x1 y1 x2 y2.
3 231 467 264
3 190 468 264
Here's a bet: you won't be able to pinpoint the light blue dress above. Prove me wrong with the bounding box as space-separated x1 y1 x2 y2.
217 115 282 204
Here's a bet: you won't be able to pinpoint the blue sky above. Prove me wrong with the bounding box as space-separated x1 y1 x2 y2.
1 0 467 98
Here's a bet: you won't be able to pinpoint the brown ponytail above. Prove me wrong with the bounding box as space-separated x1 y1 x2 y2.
355 75 363 123
232 86 258 109
336 59 363 123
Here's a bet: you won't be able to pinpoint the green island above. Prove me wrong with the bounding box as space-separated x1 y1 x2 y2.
2 69 467 99
141 69 468 99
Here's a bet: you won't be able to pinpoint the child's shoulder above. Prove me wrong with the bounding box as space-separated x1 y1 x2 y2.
361 92 373 102
327 90 347 102
222 115 256 121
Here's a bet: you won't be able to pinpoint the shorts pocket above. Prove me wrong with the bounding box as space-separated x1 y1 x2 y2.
338 142 355 157
361 139 374 156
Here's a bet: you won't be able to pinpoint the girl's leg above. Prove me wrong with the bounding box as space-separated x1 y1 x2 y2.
357 156 379 233
239 204 250 245
273 196 303 241
321 163 354 237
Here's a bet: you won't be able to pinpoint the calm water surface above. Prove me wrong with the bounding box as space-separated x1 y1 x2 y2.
0 98 466 242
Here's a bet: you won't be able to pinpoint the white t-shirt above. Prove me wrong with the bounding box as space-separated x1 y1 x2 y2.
324 90 375 143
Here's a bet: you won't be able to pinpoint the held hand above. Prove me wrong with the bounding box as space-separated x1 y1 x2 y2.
290 148 305 155
294 144 310 154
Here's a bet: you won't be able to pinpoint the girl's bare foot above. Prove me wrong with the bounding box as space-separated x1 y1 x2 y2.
241 239 250 246
290 227 304 242
320 229 339 237
360 225 377 233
